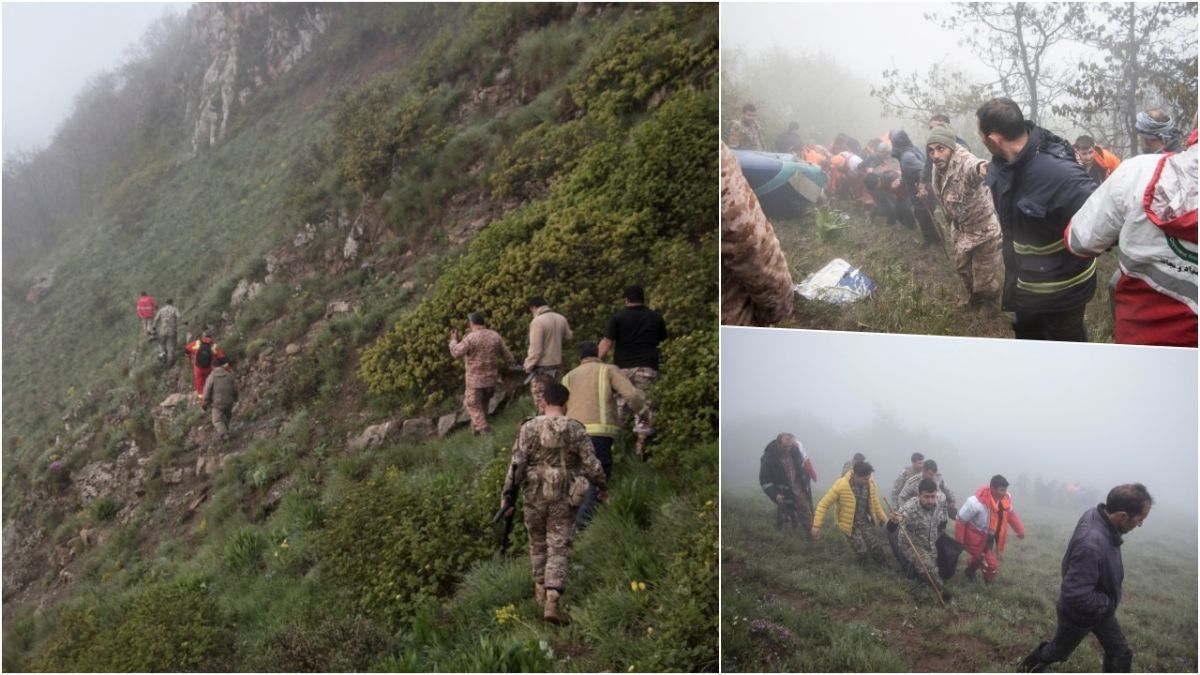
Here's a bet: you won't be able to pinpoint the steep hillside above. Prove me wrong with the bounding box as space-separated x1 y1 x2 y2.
2 4 717 671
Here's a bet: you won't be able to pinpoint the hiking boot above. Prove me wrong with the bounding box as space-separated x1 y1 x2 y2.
1102 649 1133 673
940 587 953 603
1018 642 1049 673
534 584 545 608
544 590 570 625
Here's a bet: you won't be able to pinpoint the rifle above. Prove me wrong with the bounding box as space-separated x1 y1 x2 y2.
492 472 520 554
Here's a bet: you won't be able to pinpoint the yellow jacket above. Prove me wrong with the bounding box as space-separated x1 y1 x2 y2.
813 472 887 536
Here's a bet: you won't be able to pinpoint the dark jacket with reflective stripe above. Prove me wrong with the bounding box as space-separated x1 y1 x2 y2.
1058 504 1124 628
984 123 1099 312
759 441 810 503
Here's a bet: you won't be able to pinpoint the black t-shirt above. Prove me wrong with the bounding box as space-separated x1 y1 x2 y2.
603 305 667 369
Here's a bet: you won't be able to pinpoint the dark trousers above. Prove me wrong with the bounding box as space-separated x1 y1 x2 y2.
575 436 614 529
1013 304 1088 341
1037 606 1132 671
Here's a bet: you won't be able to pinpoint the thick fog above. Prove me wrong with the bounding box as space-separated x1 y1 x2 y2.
2 2 185 158
721 327 1198 533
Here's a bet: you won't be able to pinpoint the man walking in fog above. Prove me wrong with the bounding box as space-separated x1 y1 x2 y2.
1019 483 1152 673
956 474 1025 584
759 433 817 534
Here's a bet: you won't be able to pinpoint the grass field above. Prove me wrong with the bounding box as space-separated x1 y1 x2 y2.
721 490 1197 673
772 202 1119 342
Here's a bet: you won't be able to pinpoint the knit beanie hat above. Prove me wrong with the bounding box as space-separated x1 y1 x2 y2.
926 126 957 152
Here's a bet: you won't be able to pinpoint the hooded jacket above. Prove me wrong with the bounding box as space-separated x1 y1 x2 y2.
1058 504 1125 628
984 123 1099 312
889 130 927 183
1065 129 1197 346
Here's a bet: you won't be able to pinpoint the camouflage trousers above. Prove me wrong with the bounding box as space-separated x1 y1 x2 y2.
463 386 494 433
846 524 888 566
777 493 814 535
952 231 1002 305
524 496 575 591
528 367 560 414
158 333 177 365
211 406 232 438
887 529 947 595
142 317 155 336
618 367 658 446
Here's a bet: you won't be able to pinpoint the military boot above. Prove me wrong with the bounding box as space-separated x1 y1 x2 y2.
543 590 570 625
534 584 545 608
1018 642 1049 673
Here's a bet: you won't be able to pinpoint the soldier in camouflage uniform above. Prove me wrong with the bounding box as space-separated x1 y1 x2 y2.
891 452 925 503
721 142 795 326
152 298 182 365
727 103 767 150
598 285 667 459
927 126 1003 311
500 383 607 624
897 458 958 518
200 356 238 439
812 461 889 566
449 312 516 434
887 478 952 602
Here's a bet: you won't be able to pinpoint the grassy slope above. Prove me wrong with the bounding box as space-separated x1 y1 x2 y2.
2 5 718 671
721 491 1196 673
774 204 1119 342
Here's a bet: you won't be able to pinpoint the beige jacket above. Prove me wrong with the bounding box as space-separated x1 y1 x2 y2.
562 358 644 437
524 306 572 370
202 366 238 410
720 142 795 325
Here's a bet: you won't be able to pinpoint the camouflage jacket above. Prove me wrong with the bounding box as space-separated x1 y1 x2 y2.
502 415 607 503
893 495 948 560
720 142 794 326
931 146 1002 244
449 327 514 389
897 472 957 514
728 118 766 151
891 466 920 503
153 304 181 336
201 366 238 409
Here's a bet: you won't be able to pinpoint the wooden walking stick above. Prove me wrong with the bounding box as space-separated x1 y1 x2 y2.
883 497 947 608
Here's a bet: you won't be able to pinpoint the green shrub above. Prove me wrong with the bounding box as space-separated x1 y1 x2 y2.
651 330 718 486
224 529 267 573
91 497 121 522
250 616 395 672
316 465 497 630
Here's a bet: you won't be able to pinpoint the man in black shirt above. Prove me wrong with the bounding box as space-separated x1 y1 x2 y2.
599 285 667 459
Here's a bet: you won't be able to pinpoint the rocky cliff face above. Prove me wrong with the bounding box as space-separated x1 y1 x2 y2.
186 3 334 153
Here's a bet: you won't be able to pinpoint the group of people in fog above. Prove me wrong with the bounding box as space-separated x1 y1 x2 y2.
722 97 1197 347
760 432 1153 672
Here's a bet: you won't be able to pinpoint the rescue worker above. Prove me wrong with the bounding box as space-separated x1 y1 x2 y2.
499 383 607 624
841 452 866 477
1065 128 1197 347
1136 108 1184 154
918 113 971 198
524 296 572 414
200 356 238 439
759 433 817 535
728 103 766 151
1072 135 1122 183
811 461 890 567
598 285 666 458
152 298 181 365
890 129 942 246
956 474 1025 584
977 97 1098 341
720 141 794 325
561 341 644 528
449 312 517 434
888 478 953 603
775 121 802 154
1019 484 1153 673
891 452 926 504
897 459 958 518
136 291 157 337
927 126 1004 311
184 331 225 403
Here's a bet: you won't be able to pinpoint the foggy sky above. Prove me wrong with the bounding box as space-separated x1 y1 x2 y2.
2 2 187 158
722 2 997 84
721 327 1198 521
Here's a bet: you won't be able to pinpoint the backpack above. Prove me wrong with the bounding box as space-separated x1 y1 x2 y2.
195 341 213 369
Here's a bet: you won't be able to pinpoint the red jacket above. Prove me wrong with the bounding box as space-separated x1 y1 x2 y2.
136 295 157 319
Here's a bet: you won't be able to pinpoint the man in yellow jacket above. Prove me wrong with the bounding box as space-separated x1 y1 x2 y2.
562 341 645 528
811 461 889 566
